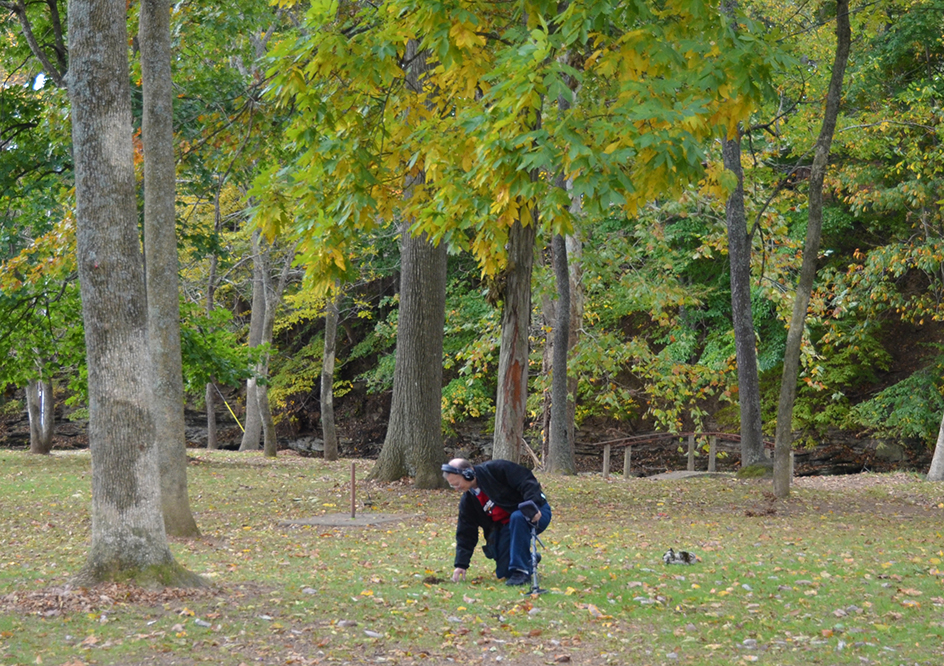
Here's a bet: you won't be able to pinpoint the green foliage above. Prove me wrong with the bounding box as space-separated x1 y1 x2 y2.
179 302 261 394
268 334 324 412
0 399 23 417
851 354 944 444
441 272 500 428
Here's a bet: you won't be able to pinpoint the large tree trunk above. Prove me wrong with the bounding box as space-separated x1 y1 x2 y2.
492 211 538 462
722 133 766 470
929 410 944 482
369 221 448 487
774 0 851 498
239 229 266 451
26 377 54 454
369 39 448 488
321 285 340 461
68 0 202 586
140 0 199 537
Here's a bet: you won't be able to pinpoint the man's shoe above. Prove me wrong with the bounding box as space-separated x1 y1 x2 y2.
505 571 530 586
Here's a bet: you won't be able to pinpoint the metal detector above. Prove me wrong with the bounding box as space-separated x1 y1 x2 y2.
518 501 548 595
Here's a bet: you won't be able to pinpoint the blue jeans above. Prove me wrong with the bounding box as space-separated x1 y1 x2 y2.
492 504 552 578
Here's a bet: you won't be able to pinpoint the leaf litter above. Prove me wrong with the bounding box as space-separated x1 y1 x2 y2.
1 452 943 665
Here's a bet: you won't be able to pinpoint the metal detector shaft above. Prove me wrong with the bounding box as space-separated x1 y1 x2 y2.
529 524 547 594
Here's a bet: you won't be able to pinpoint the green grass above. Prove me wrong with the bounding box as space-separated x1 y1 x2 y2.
1 450 943 665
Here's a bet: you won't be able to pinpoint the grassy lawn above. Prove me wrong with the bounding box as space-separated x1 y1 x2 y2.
1 449 942 665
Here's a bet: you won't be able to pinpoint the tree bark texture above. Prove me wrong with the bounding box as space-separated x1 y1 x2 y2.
369 221 448 487
928 410 944 482
26 378 54 454
774 0 851 498
239 229 266 451
722 133 766 469
321 285 340 461
67 0 201 586
492 211 538 462
140 0 199 537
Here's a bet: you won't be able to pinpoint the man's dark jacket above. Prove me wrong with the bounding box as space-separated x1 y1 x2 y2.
453 460 547 570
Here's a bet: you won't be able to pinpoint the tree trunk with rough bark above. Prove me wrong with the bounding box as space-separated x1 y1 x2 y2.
368 222 448 487
239 229 266 451
774 0 851 498
492 210 537 462
139 0 199 538
26 378 54 454
68 0 202 586
321 286 340 461
722 133 766 470
927 411 944 481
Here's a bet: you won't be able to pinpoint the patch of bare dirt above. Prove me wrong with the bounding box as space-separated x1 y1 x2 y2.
792 470 919 491
278 512 419 527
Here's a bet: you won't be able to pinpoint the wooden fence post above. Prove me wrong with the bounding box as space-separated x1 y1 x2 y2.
687 434 695 471
351 462 356 519
623 445 632 479
708 436 717 472
603 443 611 479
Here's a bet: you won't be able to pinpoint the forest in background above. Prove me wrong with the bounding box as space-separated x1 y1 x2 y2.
2 0 944 473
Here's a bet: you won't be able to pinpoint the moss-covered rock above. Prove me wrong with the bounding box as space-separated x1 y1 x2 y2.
737 463 773 479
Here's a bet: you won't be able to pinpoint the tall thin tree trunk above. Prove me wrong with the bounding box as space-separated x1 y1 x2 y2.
68 0 201 586
140 0 199 537
239 229 266 451
205 254 219 451
565 231 583 450
321 284 340 461
544 80 578 475
774 0 851 498
257 240 298 458
723 132 766 470
27 377 54 454
546 230 574 474
928 410 944 482
204 185 223 451
492 209 537 462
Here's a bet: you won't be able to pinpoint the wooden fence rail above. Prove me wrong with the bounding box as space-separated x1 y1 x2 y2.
587 432 792 479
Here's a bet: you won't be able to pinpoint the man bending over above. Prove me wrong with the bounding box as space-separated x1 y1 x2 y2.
442 457 552 586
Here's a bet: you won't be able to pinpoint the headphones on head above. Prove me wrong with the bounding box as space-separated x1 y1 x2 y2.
441 463 475 480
